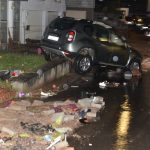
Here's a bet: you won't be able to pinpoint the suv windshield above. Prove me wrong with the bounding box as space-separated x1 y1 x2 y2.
49 18 76 30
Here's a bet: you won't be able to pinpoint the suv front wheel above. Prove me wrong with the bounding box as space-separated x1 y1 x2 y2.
129 60 142 77
74 55 92 74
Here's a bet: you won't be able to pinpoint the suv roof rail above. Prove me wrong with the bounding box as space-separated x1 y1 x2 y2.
79 19 93 23
59 16 75 20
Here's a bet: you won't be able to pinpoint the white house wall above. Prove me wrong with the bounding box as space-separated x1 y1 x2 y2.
20 0 66 43
66 0 95 8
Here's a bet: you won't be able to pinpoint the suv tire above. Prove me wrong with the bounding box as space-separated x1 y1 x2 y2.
74 55 92 74
129 59 142 77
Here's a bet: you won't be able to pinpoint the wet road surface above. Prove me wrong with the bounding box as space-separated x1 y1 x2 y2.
65 71 150 150
43 28 150 150
44 69 148 150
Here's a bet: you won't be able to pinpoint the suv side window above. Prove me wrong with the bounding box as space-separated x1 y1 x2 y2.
94 25 109 42
83 24 93 36
110 31 124 46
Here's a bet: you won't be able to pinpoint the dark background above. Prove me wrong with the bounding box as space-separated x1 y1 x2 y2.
95 0 148 14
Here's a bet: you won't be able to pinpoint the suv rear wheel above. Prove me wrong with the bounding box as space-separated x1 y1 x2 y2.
74 55 92 74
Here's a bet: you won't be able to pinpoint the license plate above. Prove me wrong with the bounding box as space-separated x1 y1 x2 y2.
48 35 59 41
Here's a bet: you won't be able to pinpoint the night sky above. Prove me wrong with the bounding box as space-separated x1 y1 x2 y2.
95 0 148 13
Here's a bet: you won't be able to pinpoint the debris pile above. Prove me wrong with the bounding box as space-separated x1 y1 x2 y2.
99 81 121 89
0 69 24 80
0 96 105 149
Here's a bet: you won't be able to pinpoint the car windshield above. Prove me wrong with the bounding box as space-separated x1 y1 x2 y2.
49 18 76 30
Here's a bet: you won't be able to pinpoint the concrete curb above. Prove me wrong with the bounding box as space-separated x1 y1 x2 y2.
11 58 71 91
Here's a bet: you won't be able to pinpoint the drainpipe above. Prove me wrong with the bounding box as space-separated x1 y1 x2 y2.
147 0 150 12
7 0 14 43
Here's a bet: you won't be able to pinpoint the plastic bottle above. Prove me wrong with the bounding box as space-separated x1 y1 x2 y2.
17 91 32 98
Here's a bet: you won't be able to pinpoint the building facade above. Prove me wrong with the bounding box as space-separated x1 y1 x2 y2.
0 0 66 49
65 0 95 19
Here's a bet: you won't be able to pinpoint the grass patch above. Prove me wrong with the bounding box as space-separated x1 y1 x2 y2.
0 80 13 90
0 51 46 90
0 51 46 72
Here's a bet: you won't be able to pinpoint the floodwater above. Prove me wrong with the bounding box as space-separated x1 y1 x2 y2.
67 71 150 150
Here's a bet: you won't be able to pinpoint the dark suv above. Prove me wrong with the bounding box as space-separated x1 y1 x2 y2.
41 17 142 75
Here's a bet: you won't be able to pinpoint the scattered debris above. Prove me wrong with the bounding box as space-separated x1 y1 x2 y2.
10 69 23 77
0 93 105 149
20 122 55 135
99 81 121 89
16 91 32 98
0 69 24 80
40 90 56 98
77 96 105 124
0 70 10 80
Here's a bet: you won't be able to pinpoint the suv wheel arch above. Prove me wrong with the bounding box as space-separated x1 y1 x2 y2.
78 47 95 60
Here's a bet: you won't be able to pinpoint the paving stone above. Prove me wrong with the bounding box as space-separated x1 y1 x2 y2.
32 100 44 106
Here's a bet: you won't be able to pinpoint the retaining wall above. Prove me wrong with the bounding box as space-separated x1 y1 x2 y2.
11 58 71 91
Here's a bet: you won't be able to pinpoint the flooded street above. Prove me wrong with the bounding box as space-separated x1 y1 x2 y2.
36 28 150 150
66 71 150 150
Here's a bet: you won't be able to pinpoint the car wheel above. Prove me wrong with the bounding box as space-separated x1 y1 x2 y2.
43 52 57 61
74 55 92 74
129 60 142 77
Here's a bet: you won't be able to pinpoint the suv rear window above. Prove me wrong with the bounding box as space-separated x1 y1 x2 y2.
49 18 76 30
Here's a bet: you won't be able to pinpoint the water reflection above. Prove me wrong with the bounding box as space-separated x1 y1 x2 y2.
114 94 132 150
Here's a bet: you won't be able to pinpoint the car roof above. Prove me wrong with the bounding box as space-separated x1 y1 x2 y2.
93 21 112 29
56 17 112 29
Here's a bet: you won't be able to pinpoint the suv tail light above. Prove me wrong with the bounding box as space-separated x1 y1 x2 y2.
67 31 75 42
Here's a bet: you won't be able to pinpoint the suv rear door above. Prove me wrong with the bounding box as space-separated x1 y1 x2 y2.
42 17 76 49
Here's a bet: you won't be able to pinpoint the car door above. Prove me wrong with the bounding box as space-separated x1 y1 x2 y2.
93 24 129 66
108 30 130 66
93 24 112 63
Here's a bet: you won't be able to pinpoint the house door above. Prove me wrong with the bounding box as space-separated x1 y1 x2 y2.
25 10 43 40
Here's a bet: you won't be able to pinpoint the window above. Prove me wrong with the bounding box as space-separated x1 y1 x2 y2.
110 32 124 46
94 25 109 42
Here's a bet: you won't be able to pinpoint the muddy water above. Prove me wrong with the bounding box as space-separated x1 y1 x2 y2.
67 71 150 150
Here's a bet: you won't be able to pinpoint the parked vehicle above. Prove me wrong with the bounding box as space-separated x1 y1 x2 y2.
127 13 150 32
41 17 142 76
124 16 135 25
144 28 150 37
